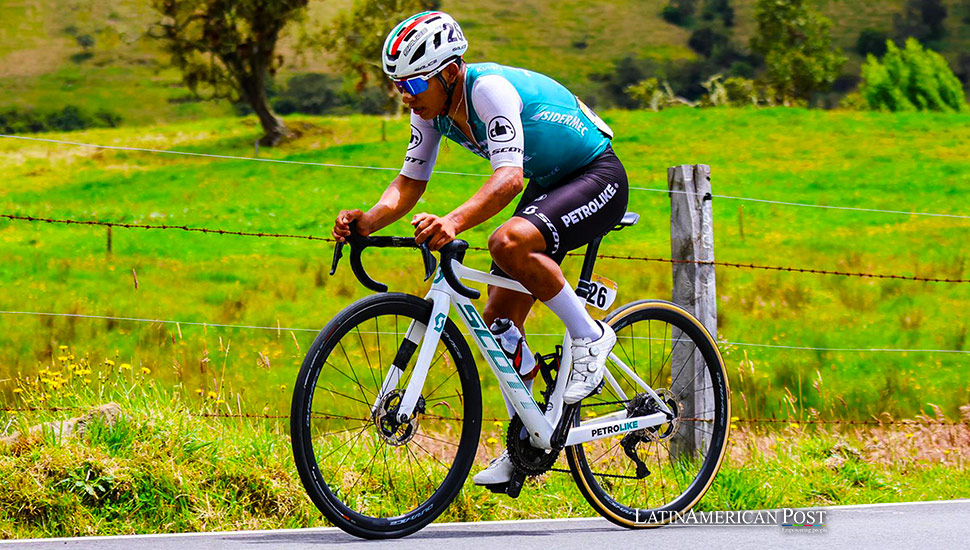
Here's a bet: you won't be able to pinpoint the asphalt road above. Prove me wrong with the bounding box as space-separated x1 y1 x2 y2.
6 500 970 550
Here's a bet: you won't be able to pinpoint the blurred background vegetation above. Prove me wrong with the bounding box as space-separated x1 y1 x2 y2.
2 0 970 141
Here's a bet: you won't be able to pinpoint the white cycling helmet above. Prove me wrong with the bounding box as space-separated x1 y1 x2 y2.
382 11 468 80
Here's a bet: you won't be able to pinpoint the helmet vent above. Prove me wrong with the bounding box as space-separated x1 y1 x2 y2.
433 31 442 48
409 42 427 65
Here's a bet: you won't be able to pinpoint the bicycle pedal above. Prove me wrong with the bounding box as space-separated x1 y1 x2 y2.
506 471 526 499
484 482 510 495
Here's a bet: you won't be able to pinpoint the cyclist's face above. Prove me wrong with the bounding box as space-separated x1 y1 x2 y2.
397 64 458 120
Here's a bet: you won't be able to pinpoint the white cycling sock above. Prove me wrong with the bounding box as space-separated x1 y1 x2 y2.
543 283 601 341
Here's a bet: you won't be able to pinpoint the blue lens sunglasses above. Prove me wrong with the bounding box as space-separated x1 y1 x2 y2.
392 64 449 96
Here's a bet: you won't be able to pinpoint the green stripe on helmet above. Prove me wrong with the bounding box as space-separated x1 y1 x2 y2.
386 11 434 55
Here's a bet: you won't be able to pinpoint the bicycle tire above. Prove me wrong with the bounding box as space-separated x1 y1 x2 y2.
566 300 730 528
291 293 482 539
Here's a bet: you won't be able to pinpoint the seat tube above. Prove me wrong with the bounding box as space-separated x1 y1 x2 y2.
576 237 602 300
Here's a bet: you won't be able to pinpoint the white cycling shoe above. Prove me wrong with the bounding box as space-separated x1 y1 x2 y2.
563 321 616 405
472 451 514 485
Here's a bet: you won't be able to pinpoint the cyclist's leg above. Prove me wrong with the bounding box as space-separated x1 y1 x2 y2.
490 146 629 402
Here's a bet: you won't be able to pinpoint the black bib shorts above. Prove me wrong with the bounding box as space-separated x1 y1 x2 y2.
490 144 629 278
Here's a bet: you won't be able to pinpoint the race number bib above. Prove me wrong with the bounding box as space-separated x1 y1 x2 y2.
585 274 618 311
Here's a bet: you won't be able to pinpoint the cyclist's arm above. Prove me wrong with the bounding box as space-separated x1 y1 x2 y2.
443 74 526 234
356 173 428 236
335 114 440 240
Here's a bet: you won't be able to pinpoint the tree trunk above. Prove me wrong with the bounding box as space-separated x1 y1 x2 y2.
244 79 291 147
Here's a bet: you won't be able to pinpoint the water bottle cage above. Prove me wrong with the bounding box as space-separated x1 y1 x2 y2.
537 345 563 406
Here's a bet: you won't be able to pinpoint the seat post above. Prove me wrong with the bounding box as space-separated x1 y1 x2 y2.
575 236 602 299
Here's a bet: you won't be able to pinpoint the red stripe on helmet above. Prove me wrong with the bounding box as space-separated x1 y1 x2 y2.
389 12 440 56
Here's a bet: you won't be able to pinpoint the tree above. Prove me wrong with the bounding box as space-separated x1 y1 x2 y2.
321 0 439 111
701 0 734 27
150 0 309 146
893 0 948 44
750 0 846 104
861 38 966 112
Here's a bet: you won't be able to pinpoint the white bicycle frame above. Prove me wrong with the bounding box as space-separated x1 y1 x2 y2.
371 258 673 450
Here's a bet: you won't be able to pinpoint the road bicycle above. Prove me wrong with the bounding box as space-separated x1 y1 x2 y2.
290 213 730 539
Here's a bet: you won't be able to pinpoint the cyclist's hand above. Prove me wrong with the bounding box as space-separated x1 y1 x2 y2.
333 209 366 242
412 213 457 251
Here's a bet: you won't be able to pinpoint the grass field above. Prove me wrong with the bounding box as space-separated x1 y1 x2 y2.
1 107 969 424
1 372 967 538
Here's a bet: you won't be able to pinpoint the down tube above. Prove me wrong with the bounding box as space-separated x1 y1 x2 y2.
449 292 550 436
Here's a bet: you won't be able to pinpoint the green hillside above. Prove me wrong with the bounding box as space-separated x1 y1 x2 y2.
1 107 968 423
3 0 970 126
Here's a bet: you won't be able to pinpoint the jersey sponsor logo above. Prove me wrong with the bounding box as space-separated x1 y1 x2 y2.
408 125 423 150
404 156 427 165
490 146 523 155
487 116 516 142
561 183 618 227
530 109 588 136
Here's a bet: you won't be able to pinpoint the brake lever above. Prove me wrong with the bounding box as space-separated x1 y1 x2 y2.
417 242 437 281
329 241 345 276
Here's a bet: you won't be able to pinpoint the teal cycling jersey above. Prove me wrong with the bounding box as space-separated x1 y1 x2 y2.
404 62 613 188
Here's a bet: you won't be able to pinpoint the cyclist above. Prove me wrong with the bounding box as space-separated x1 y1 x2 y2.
332 11 629 488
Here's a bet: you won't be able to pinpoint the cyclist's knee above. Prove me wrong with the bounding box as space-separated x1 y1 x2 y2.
488 219 541 262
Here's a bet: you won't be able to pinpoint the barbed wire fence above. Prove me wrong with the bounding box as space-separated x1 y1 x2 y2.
1 134 969 430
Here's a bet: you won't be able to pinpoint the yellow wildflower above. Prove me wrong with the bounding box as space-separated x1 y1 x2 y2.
492 421 503 429
57 356 68 362
120 363 132 371
486 437 498 444
279 384 286 392
83 379 92 384
731 416 740 422
790 423 800 430
195 389 204 395
215 399 225 405
12 388 23 394
207 391 217 400
67 355 74 360
58 345 69 352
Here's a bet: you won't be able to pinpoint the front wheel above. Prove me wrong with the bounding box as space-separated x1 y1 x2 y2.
291 293 482 539
567 300 731 527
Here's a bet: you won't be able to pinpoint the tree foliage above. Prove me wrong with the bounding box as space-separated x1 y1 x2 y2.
321 0 439 112
893 0 948 45
150 0 309 145
750 0 846 103
861 38 967 113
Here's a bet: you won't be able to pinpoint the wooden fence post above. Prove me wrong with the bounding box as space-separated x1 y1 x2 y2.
668 164 716 459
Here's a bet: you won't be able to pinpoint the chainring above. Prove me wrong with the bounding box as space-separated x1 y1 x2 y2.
506 413 560 476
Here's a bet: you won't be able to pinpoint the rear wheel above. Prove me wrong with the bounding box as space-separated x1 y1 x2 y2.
291 293 481 539
567 300 730 527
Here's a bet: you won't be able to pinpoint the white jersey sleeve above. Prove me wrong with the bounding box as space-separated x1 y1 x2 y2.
400 111 441 181
471 74 525 172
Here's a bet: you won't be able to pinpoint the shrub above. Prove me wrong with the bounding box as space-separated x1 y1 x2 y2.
0 105 123 134
661 0 696 27
856 29 889 57
860 38 967 112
